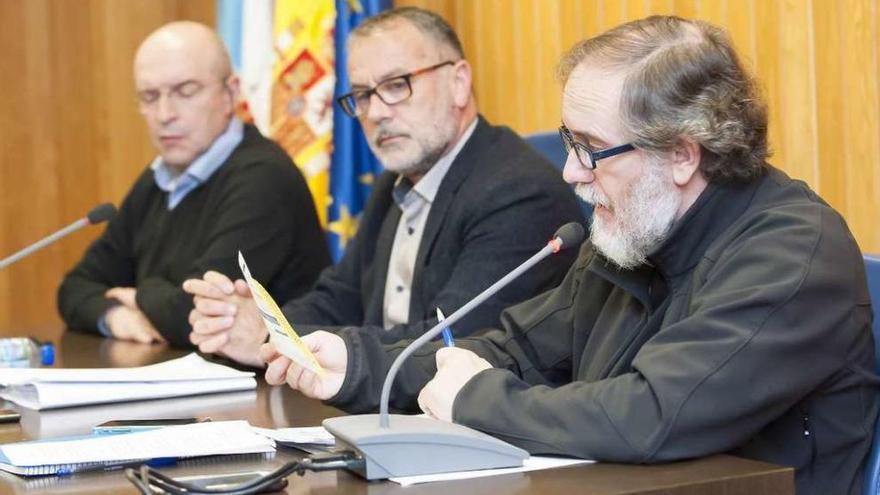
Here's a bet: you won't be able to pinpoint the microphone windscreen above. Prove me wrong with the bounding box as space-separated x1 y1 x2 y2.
553 222 586 250
86 203 117 224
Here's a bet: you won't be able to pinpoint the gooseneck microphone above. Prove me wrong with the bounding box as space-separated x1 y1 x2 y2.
378 221 585 424
0 203 117 270
323 222 586 480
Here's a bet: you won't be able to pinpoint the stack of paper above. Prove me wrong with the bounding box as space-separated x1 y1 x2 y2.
0 420 275 476
0 354 255 410
253 426 335 454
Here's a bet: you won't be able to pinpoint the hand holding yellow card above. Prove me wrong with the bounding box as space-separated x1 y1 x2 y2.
238 252 325 376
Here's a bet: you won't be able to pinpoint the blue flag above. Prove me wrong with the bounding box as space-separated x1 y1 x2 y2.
327 0 390 261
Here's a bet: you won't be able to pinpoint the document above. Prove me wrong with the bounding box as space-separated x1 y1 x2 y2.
0 420 275 476
252 426 335 445
238 252 324 375
389 456 593 486
0 353 256 410
20 390 257 438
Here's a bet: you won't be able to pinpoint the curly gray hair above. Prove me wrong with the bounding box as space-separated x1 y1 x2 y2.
558 16 768 182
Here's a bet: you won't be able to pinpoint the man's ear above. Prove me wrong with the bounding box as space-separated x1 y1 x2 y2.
223 74 241 111
450 60 472 108
670 136 702 186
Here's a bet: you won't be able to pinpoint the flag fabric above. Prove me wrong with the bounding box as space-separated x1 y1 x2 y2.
271 0 337 227
327 0 389 260
217 0 389 260
216 0 273 131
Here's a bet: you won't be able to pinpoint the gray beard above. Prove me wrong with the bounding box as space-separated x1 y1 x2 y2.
576 163 681 270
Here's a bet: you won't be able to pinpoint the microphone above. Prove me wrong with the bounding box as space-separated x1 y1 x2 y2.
0 203 117 270
323 222 585 479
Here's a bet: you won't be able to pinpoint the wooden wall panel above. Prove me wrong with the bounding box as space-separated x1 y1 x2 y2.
396 0 880 253
0 0 214 339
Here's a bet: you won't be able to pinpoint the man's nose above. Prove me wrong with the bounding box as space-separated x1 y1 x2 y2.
562 150 595 185
364 92 394 123
156 94 178 123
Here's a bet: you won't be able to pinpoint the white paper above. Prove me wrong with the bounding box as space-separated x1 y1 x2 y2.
252 426 335 445
0 353 253 385
389 456 593 486
0 353 257 410
20 390 257 438
1 421 274 467
2 377 255 410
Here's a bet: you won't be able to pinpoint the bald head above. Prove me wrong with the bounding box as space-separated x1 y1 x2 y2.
135 21 231 81
133 21 239 171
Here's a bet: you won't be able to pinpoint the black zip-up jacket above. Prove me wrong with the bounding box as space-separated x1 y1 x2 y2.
328 166 879 495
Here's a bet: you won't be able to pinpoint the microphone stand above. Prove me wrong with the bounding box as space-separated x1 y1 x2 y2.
323 223 584 480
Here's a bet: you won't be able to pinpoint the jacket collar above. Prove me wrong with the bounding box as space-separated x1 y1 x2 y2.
588 169 764 306
414 115 490 266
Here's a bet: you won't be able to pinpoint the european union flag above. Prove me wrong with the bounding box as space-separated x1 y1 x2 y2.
327 0 391 261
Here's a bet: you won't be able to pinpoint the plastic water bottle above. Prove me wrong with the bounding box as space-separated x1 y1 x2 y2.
0 338 55 367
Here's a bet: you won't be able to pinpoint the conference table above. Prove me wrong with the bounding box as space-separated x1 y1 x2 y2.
0 330 794 494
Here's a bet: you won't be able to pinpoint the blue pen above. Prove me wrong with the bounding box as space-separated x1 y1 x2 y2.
436 308 455 347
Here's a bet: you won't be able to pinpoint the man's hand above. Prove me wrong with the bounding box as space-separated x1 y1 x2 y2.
183 271 268 367
418 347 492 422
260 331 348 400
104 305 166 344
105 287 137 309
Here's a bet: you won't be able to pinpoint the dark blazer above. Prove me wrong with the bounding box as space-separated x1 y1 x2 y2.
282 116 584 342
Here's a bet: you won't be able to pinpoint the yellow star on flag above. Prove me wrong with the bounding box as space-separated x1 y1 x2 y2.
328 205 359 249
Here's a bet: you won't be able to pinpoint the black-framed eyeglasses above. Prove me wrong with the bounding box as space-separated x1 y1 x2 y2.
336 60 457 117
558 125 636 170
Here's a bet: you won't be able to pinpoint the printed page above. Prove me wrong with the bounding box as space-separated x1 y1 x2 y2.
1 377 256 410
238 251 324 375
390 456 593 486
0 353 253 385
252 426 335 445
1 421 274 467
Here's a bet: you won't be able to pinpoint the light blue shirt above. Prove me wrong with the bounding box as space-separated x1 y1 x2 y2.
150 118 244 210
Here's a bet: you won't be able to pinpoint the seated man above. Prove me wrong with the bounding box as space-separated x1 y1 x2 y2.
183 7 583 366
260 15 879 495
57 22 331 348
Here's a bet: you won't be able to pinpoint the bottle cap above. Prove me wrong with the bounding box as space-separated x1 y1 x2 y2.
40 343 55 366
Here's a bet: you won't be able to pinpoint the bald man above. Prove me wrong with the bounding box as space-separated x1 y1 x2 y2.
58 22 331 348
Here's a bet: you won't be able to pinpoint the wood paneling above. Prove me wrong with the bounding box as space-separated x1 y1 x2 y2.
397 0 880 253
0 0 214 333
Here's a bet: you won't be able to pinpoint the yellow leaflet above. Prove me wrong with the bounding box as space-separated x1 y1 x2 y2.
250 279 325 377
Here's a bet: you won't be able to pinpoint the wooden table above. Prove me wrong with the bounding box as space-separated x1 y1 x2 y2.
0 331 794 494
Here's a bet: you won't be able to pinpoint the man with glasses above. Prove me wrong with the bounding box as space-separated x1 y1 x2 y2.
183 7 583 367
58 21 330 347
259 16 878 495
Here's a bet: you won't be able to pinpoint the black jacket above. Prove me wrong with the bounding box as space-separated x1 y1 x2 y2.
58 124 331 347
282 116 584 341
329 166 879 495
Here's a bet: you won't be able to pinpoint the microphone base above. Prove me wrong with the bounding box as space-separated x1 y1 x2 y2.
322 414 529 480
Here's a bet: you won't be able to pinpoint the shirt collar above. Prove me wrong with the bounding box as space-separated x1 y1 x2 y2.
151 118 244 192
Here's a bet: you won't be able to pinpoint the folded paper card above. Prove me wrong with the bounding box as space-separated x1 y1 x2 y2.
238 251 324 375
